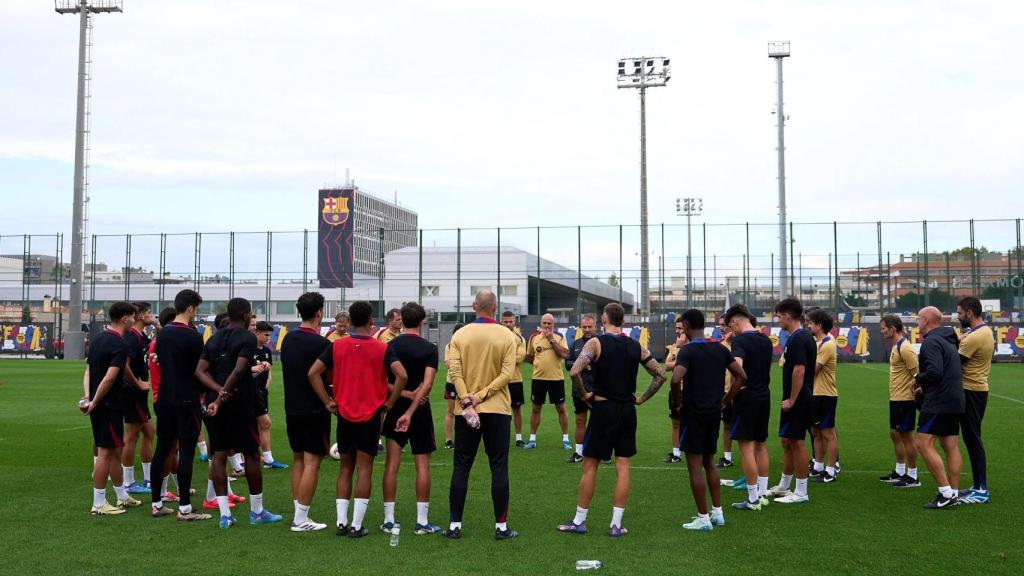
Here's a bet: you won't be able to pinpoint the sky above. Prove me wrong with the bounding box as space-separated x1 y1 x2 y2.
1 0 1022 284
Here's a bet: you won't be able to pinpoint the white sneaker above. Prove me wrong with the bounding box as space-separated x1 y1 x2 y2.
767 485 792 498
291 519 328 532
774 493 810 504
710 511 725 526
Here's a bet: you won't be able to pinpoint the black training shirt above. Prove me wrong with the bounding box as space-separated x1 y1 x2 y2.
386 333 439 413
201 325 259 407
782 328 816 402
729 331 773 400
124 328 151 384
254 344 272 391
87 329 128 408
153 322 205 406
280 327 331 416
676 340 734 414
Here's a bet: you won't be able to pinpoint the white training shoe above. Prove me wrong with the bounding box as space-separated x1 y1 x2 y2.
767 485 792 498
291 519 328 532
774 493 810 504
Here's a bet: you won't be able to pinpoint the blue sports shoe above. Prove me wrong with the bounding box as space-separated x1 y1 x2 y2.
682 517 713 531
249 510 283 525
199 453 209 463
556 520 587 534
219 515 236 529
523 441 537 449
263 460 289 469
414 522 442 535
379 521 400 533
959 489 990 504
731 479 749 490
608 525 628 538
562 439 573 451
127 482 149 495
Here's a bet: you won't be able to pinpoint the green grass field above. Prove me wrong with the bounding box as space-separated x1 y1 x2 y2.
0 360 1021 575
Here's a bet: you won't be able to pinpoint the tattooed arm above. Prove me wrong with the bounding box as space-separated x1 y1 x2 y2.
570 337 600 402
635 347 667 405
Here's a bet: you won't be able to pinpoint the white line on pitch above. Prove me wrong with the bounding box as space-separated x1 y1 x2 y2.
990 392 1024 405
56 424 90 432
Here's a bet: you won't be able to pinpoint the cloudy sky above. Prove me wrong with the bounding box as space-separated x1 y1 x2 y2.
1 0 1021 284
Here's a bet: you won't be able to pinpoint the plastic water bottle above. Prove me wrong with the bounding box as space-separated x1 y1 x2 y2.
463 406 481 429
390 525 400 547
576 560 602 570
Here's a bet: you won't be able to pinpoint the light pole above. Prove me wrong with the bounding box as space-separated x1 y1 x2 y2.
676 197 703 308
618 56 670 316
56 0 122 359
768 41 790 300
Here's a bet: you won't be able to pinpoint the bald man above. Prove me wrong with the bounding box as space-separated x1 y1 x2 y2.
524 313 571 450
913 306 965 510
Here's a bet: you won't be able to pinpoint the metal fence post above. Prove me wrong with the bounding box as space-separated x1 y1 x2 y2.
1017 218 1022 313
536 227 541 316
702 222 707 310
158 233 166 311
826 252 831 310
379 227 385 315
922 220 930 306
618 225 623 307
945 251 951 299
877 221 884 313
577 225 583 317
302 229 308 293
124 234 131 300
89 234 97 321
455 228 461 320
194 232 201 293
266 231 273 319
56 233 64 345
418 229 424 304
969 219 978 292
497 227 502 312
833 221 839 309
744 222 750 305
229 232 235 299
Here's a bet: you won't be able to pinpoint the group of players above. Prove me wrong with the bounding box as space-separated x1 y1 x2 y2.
80 287 993 538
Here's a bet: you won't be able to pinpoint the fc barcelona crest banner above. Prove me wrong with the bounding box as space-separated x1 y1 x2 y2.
318 188 355 288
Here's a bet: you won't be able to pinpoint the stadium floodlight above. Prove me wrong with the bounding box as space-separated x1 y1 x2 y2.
675 198 703 308
618 56 670 315
768 41 790 300
55 0 123 359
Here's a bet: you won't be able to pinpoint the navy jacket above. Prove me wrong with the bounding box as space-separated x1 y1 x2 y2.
914 326 965 415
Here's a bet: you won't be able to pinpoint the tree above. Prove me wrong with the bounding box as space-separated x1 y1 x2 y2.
607 273 619 287
844 294 867 307
948 246 986 259
21 305 32 324
894 289 955 311
980 285 1016 309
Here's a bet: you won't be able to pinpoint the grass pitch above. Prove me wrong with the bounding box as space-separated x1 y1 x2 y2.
0 360 1021 575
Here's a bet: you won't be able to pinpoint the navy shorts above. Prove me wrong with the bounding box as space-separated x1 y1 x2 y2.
918 412 960 437
889 400 916 433
811 396 837 429
582 401 636 460
729 394 770 443
680 410 720 455
509 382 525 408
286 413 331 455
205 406 260 456
382 402 437 454
778 397 812 440
336 410 384 456
531 379 565 406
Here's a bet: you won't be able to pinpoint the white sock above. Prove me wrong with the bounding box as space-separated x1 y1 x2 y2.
896 462 907 475
573 506 589 525
217 495 230 517
610 506 625 528
813 460 824 472
352 498 369 530
179 503 192 514
198 441 208 457
496 521 509 531
336 498 350 527
757 476 769 496
908 467 918 480
251 492 264 515
825 466 835 477
529 434 536 442
795 478 808 497
416 501 429 526
672 447 681 458
161 475 169 497
142 462 151 483
262 450 274 465
562 434 569 442
747 484 759 503
114 484 129 502
93 487 107 508
779 474 793 491
939 485 955 498
449 521 462 530
152 500 164 510
711 506 723 516
227 480 235 497
575 443 583 456
123 466 135 486
169 473 179 490
698 512 710 523
228 454 242 471
724 451 733 462
515 434 523 442
295 502 309 525
383 501 395 524
206 480 216 501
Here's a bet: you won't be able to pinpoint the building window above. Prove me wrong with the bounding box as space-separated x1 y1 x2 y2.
499 285 518 296
275 301 295 315
421 285 440 297
470 285 492 295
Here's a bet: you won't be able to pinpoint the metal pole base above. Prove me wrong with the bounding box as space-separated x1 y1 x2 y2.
64 330 86 360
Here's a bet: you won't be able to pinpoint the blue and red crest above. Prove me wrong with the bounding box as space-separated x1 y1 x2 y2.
322 195 350 226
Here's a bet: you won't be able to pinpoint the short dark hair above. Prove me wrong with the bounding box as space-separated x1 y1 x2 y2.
451 322 464 335
173 289 202 313
157 306 176 327
881 313 904 333
681 308 704 330
581 313 597 323
349 301 373 328
603 303 625 327
131 301 151 315
386 308 401 321
108 301 135 322
501 310 516 319
213 312 230 329
227 297 252 322
806 309 834 333
401 302 427 328
775 297 803 320
255 321 273 333
674 314 683 325
957 296 982 318
335 311 350 322
296 292 325 321
723 304 754 325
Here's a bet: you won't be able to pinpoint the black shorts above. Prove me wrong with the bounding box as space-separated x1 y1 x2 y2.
444 383 457 400
154 403 203 443
336 410 384 456
918 412 960 437
668 390 681 420
778 397 812 440
509 382 525 408
122 389 151 424
680 410 720 455
382 402 436 454
205 406 260 456
729 394 770 443
721 404 733 425
531 379 565 406
811 396 838 429
254 389 269 416
889 400 917 433
90 405 125 449
581 401 636 460
286 413 331 455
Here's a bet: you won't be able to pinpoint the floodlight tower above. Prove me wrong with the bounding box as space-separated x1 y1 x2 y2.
768 41 790 299
675 197 703 308
55 0 122 359
618 56 670 315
